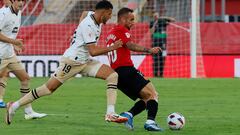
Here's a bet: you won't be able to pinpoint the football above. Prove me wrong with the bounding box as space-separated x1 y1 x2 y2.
167 112 185 130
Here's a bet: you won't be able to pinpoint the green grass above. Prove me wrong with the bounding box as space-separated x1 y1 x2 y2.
0 78 240 135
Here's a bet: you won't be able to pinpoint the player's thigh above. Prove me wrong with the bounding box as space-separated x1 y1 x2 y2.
6 56 27 80
53 60 86 83
95 64 115 80
0 59 10 77
81 60 115 80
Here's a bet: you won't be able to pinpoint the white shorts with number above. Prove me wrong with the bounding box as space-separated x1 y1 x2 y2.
53 57 103 83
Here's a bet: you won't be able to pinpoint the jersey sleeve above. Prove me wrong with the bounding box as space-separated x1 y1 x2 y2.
81 24 97 45
0 10 6 31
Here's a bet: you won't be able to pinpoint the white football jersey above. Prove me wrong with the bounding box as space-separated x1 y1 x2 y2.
63 11 102 63
0 7 21 59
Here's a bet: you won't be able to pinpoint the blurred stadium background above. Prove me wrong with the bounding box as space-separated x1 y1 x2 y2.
0 0 240 78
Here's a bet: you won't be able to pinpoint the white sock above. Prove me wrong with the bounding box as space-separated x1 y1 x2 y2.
106 105 115 114
146 119 155 124
11 101 20 112
24 106 34 114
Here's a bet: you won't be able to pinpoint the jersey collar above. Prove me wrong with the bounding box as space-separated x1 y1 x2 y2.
10 6 18 16
90 14 100 27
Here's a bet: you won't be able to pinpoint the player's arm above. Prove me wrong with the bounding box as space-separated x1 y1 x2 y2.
126 41 162 54
159 16 176 22
0 10 23 48
0 33 23 47
87 40 122 56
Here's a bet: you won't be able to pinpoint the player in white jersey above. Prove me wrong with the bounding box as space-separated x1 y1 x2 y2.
5 0 128 125
0 0 47 119
0 0 12 108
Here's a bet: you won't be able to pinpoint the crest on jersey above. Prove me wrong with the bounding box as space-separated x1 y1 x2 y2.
125 32 131 38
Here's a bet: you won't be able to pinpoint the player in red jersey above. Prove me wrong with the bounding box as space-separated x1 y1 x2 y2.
105 7 163 131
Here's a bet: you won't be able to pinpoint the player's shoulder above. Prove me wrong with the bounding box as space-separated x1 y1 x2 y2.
80 11 94 26
0 7 9 19
81 11 94 22
0 6 9 14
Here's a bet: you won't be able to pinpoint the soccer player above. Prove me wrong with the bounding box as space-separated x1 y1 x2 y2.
0 0 12 108
5 0 127 125
105 7 163 131
0 0 47 119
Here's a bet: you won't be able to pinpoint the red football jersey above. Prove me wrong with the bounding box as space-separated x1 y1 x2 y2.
106 24 134 69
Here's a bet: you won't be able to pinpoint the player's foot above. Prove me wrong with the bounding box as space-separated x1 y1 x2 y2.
105 113 128 123
24 111 47 120
144 122 164 131
0 101 6 108
120 112 134 130
5 102 15 125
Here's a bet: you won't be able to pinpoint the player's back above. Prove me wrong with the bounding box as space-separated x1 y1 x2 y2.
63 11 102 64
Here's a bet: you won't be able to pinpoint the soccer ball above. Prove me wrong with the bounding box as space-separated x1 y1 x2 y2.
167 112 185 130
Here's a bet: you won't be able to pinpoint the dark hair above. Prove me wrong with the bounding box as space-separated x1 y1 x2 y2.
95 0 113 10
117 7 133 18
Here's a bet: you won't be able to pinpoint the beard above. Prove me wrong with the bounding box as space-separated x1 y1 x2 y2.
102 16 108 24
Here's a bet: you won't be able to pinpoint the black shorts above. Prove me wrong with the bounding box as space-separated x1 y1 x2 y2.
115 66 150 101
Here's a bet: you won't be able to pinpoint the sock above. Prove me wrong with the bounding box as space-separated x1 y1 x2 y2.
106 89 117 114
11 101 20 112
0 78 7 102
128 100 146 117
146 119 155 124
106 72 118 114
146 100 158 121
107 105 115 114
18 84 51 108
20 88 33 113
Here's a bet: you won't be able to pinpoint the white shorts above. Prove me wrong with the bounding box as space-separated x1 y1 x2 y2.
53 57 103 83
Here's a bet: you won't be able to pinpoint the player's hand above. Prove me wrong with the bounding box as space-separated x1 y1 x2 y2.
112 39 123 49
149 47 162 54
14 45 24 54
13 39 24 48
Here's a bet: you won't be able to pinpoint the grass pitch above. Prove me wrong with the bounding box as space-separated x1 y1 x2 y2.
0 78 239 135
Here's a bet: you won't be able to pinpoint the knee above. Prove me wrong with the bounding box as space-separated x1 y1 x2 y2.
45 84 56 93
20 76 30 86
141 90 159 102
106 72 118 84
0 77 8 86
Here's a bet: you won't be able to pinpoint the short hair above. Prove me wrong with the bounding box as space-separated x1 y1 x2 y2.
117 7 133 18
95 0 113 10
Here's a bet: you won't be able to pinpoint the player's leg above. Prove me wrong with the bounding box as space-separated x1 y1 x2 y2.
116 67 148 130
5 59 79 125
95 65 118 114
139 82 163 131
7 56 47 119
0 70 9 108
81 60 127 123
5 76 61 124
11 69 48 119
96 65 128 123
0 59 9 108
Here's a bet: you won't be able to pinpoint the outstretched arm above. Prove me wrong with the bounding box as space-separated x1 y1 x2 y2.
87 40 123 56
126 41 162 54
0 33 24 48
